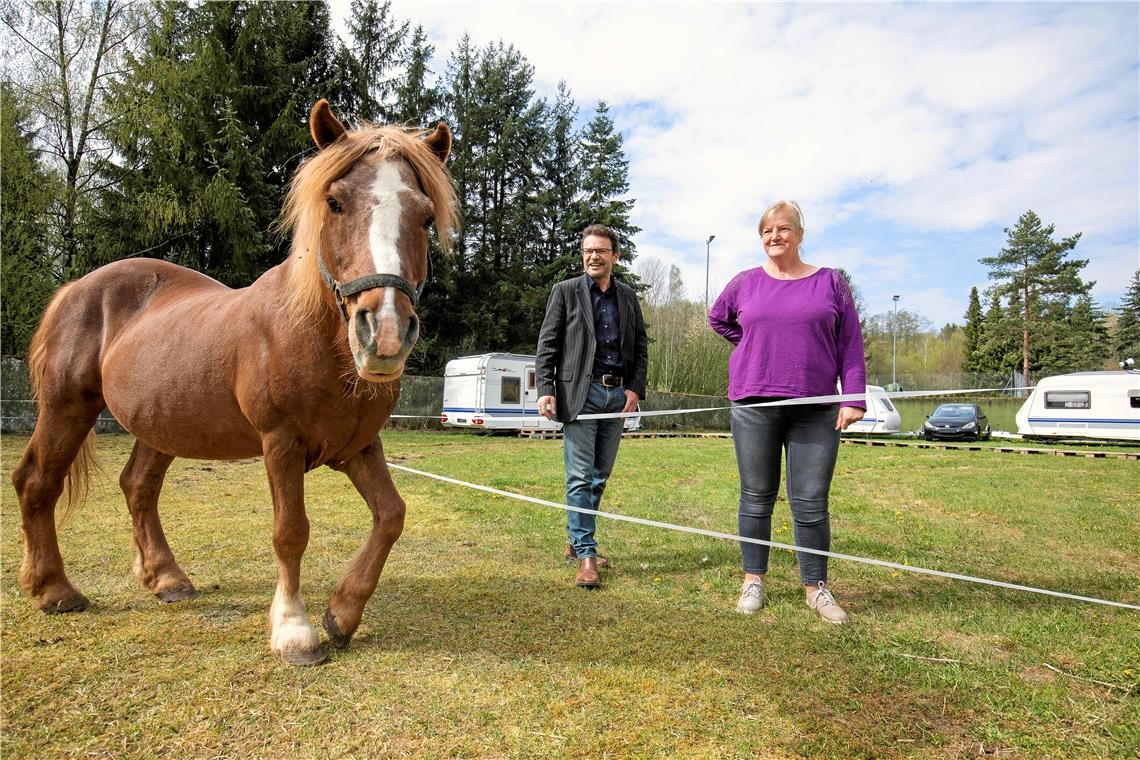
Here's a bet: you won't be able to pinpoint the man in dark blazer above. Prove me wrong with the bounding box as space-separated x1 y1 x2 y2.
536 224 648 589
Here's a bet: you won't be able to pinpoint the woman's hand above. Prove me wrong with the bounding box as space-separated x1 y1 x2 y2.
836 406 865 431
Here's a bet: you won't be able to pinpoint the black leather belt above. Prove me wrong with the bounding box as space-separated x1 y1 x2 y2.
593 373 624 388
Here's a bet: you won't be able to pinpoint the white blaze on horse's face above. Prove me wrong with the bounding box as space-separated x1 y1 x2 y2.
367 161 410 306
343 158 428 382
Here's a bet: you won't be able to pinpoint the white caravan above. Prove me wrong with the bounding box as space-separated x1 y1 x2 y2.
844 385 903 434
441 353 640 433
1015 371 1139 441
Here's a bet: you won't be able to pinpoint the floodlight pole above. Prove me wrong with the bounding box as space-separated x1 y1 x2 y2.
704 234 716 309
891 295 900 387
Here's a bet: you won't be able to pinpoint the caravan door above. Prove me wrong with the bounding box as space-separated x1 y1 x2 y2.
521 364 541 429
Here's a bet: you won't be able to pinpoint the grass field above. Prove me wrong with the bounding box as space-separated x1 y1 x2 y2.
2 431 1137 758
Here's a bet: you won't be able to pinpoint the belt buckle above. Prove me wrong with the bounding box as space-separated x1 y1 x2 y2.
601 374 620 388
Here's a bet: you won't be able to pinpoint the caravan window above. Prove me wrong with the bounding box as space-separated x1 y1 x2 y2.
1044 391 1090 409
501 377 521 404
879 396 896 412
527 370 536 389
1129 389 1140 409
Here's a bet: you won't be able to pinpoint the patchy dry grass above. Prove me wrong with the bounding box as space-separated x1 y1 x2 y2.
2 432 1137 758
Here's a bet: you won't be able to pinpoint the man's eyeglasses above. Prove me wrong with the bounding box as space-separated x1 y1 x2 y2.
583 248 613 256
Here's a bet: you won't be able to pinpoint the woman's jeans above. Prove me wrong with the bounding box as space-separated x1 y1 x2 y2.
563 382 627 558
730 399 841 585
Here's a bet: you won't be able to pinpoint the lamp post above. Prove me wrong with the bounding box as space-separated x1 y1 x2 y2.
704 234 716 309
891 295 900 388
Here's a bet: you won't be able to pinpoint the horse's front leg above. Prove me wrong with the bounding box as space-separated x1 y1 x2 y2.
263 437 326 666
322 438 406 650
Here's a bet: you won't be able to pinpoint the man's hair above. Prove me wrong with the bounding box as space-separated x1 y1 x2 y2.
580 224 619 253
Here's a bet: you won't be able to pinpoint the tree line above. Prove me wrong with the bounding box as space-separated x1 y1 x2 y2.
1 0 638 374
3 2 1136 391
634 212 1137 396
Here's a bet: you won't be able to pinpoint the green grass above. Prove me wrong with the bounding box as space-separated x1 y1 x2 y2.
2 431 1137 758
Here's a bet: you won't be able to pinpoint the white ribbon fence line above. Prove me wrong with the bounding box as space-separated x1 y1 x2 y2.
4 387 1032 423
388 461 1140 612
392 386 1035 422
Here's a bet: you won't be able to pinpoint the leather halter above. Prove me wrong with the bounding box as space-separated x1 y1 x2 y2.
317 239 427 323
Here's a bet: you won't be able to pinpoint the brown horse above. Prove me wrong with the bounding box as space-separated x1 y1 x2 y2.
11 100 457 665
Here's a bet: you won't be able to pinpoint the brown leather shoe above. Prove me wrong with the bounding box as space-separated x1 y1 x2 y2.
565 544 609 568
575 557 601 589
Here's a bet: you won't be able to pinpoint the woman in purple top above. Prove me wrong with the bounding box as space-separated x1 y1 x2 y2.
709 200 866 623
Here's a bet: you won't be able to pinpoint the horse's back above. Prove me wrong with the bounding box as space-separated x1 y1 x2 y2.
32 260 223 395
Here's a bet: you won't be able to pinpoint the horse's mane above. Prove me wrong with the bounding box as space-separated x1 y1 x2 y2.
278 124 458 322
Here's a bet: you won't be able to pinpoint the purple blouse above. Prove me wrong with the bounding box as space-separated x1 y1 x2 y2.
709 266 866 408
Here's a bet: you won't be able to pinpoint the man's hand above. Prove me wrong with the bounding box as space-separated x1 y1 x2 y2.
836 406 865 430
537 395 557 420
622 389 639 414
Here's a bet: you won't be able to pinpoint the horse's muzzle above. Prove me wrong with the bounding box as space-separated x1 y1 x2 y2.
348 299 419 380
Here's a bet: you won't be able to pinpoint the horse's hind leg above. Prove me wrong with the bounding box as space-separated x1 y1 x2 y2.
120 441 197 602
12 407 102 613
323 438 406 650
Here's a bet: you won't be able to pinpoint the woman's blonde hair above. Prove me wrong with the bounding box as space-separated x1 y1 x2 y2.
758 200 805 237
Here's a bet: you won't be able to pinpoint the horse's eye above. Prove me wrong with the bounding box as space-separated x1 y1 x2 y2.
326 196 342 214
423 216 435 230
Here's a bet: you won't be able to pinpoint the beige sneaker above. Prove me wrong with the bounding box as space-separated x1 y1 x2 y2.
807 582 848 624
735 580 765 614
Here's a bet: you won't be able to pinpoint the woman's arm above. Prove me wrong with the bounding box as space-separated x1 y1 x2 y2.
709 273 744 345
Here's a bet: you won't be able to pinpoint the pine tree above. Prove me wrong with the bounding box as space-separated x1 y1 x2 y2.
962 286 984 372
980 210 1089 384
1112 270 1140 364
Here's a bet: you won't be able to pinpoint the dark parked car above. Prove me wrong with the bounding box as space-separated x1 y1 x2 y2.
922 403 991 441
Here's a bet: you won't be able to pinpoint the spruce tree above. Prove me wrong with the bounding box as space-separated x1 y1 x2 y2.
576 101 641 263
1 83 58 357
1112 270 1140 364
534 81 581 279
394 25 443 126
976 292 1017 376
347 0 408 121
962 286 984 372
96 1 347 286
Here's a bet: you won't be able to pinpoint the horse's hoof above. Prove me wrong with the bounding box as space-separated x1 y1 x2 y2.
42 593 90 614
156 586 199 603
280 646 329 667
322 607 353 650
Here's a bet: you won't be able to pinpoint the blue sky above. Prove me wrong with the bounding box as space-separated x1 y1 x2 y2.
358 1 1139 326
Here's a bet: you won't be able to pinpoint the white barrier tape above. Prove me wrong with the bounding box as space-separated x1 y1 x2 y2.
6 386 1033 424
491 386 1036 424
388 461 1140 611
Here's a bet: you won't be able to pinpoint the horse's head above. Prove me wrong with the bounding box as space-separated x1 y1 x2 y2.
282 100 457 382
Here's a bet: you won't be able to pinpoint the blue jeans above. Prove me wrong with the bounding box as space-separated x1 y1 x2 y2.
730 399 841 585
563 382 626 558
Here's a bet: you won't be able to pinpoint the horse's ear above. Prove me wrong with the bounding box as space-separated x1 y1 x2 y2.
423 122 451 163
310 99 347 150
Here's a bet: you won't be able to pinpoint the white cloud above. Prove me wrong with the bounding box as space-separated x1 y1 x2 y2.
370 1 1138 325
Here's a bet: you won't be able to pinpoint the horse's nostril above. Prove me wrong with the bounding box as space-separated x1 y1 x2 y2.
407 314 419 336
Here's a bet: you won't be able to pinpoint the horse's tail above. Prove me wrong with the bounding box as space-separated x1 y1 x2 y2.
28 282 98 525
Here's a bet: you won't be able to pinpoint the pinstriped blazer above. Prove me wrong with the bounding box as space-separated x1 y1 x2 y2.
535 274 649 423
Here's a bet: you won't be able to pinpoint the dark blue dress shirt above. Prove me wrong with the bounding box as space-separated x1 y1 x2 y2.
590 280 622 377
